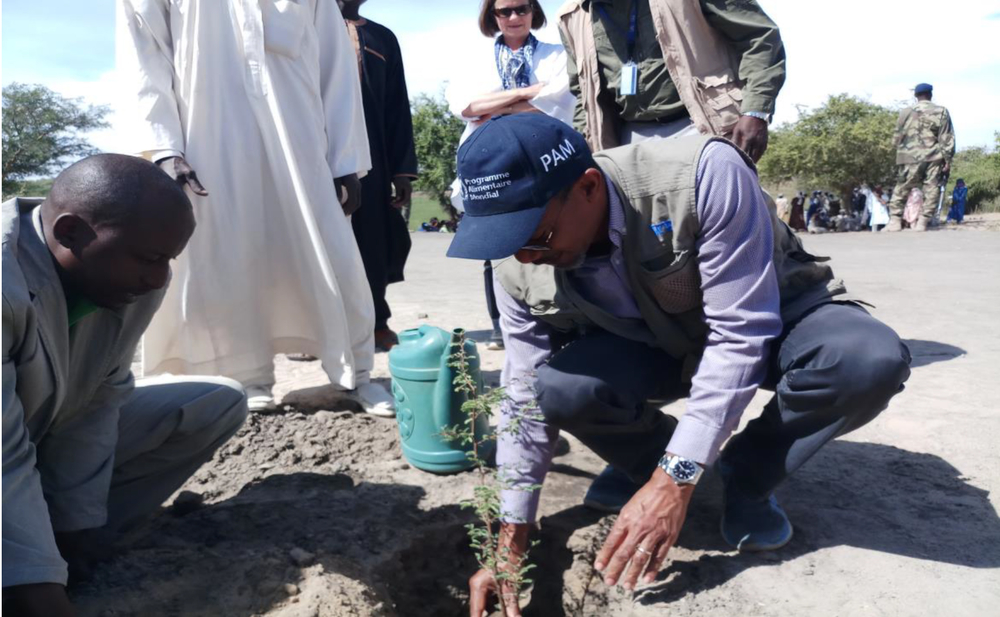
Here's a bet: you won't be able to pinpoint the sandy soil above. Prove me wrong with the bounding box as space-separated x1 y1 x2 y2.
73 216 1000 617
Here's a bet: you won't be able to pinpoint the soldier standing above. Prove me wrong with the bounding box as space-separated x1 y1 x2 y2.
886 83 955 231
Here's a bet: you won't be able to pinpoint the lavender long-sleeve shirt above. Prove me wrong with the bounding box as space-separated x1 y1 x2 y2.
495 142 782 523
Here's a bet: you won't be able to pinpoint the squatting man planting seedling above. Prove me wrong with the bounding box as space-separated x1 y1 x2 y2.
446 113 911 615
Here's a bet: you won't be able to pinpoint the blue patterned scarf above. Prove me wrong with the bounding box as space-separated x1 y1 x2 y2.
494 33 538 91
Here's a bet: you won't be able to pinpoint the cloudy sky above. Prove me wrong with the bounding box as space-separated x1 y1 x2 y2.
3 0 998 155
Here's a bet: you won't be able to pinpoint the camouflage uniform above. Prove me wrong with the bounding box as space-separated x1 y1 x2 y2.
887 100 955 228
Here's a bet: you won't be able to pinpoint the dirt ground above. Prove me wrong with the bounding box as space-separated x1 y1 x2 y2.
74 216 1000 617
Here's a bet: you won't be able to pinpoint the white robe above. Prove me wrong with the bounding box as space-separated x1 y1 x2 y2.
862 187 890 228
445 38 577 212
117 0 375 388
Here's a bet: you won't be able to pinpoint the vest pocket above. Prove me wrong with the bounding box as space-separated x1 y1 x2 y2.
692 76 742 130
641 251 703 314
262 0 307 59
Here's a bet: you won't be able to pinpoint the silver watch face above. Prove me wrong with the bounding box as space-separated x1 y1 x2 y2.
670 459 699 482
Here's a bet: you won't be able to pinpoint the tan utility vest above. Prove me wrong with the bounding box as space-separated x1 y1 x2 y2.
495 136 848 367
558 0 745 152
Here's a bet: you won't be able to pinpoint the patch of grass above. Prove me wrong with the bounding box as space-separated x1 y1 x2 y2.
408 192 452 231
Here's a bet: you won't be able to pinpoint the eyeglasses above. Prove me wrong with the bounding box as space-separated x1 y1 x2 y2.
494 3 532 18
520 229 553 252
520 200 565 252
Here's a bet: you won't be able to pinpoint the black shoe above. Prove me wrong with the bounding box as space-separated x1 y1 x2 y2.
375 328 399 352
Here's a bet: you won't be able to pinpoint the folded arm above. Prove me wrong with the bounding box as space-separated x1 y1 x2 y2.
461 84 544 120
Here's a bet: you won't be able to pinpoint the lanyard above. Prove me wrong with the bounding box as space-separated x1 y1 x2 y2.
595 1 639 62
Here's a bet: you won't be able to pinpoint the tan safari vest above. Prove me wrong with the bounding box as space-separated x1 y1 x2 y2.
495 135 848 365
558 0 745 152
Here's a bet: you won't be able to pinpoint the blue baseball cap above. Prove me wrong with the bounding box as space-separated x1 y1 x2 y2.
446 113 595 260
914 83 933 94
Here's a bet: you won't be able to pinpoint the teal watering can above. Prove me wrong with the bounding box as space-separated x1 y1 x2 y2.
388 325 494 473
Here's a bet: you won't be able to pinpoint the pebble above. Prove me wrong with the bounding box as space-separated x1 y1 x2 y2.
417 313 429 319
284 583 300 596
289 547 316 567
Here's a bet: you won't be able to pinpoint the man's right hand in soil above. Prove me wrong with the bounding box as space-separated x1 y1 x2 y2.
2 583 76 617
468 523 531 617
157 155 209 196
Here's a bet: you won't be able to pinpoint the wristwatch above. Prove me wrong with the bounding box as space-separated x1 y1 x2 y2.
741 110 771 123
658 454 704 486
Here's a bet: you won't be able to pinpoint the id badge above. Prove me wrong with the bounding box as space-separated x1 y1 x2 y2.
620 61 638 96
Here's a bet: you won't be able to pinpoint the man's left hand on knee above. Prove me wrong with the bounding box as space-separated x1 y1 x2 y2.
594 468 695 590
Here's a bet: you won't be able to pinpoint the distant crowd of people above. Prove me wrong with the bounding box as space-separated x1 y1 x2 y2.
418 215 460 233
775 179 969 235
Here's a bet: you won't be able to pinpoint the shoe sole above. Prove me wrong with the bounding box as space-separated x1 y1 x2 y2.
582 498 624 514
364 407 396 418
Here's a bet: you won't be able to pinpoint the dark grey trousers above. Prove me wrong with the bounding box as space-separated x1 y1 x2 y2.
107 376 248 530
534 303 911 499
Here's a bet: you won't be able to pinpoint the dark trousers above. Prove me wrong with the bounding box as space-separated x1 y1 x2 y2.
484 260 502 334
352 179 411 331
534 303 911 499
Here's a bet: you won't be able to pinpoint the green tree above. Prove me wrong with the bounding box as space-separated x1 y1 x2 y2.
758 94 898 197
946 133 1000 213
411 91 465 218
2 82 109 197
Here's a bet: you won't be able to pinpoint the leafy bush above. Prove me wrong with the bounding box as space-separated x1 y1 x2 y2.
411 92 466 217
758 94 899 198
2 83 108 197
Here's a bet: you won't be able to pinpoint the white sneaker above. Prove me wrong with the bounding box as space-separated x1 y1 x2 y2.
352 382 395 417
246 384 276 412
